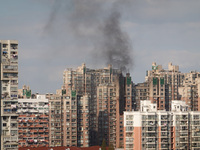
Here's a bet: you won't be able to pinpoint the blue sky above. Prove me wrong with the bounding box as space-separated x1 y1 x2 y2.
1 0 200 94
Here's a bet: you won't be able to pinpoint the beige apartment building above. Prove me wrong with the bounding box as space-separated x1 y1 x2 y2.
48 92 90 147
49 64 133 148
178 71 200 111
134 82 149 111
135 62 200 112
124 100 200 150
47 93 62 147
144 62 185 110
0 40 19 150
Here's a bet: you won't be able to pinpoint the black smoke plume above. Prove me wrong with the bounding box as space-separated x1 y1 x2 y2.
44 0 133 73
101 10 132 72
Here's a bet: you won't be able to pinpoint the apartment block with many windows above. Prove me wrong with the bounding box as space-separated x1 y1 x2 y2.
178 71 200 111
48 91 90 148
134 82 149 111
61 64 133 148
0 40 18 150
17 95 49 148
124 100 200 150
47 93 62 147
145 62 184 110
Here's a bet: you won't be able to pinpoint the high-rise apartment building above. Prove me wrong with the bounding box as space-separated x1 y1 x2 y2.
135 62 200 112
178 71 200 111
0 40 18 150
134 82 149 111
17 95 49 148
145 62 184 110
124 100 200 150
48 92 90 148
50 64 133 148
47 93 62 147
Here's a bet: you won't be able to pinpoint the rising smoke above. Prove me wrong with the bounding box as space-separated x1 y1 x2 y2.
45 0 133 73
101 10 132 72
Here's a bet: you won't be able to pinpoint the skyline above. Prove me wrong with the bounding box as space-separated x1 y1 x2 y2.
0 0 200 93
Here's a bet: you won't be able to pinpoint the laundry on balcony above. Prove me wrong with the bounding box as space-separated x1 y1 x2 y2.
34 139 38 143
12 55 18 59
3 51 7 54
11 104 16 108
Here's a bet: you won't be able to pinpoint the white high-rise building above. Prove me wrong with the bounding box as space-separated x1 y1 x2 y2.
0 40 19 150
124 100 200 150
17 95 49 148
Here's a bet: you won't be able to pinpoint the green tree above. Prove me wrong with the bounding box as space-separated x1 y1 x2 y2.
101 139 106 150
108 143 114 150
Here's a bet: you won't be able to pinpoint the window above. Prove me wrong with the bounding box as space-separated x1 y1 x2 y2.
126 126 134 131
126 121 133 125
3 44 7 48
126 115 133 120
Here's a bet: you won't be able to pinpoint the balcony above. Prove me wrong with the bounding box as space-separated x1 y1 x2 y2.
161 126 168 131
146 133 157 138
3 109 17 115
192 132 200 137
161 144 169 149
161 133 168 137
146 128 156 132
145 144 156 149
125 137 134 143
3 68 18 73
192 137 200 142
192 143 200 148
180 133 188 137
179 139 188 143
161 122 168 126
10 58 18 64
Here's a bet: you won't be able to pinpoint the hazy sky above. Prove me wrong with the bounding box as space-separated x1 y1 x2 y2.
0 0 200 94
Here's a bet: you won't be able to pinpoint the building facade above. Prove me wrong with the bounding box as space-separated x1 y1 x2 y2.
49 64 133 148
48 92 90 147
135 62 200 112
134 82 149 111
178 71 200 111
0 40 18 150
145 62 184 110
47 93 62 147
124 100 200 150
17 95 49 148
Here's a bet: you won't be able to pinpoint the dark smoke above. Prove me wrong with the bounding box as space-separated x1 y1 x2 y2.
44 0 133 73
44 0 62 33
101 10 132 72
